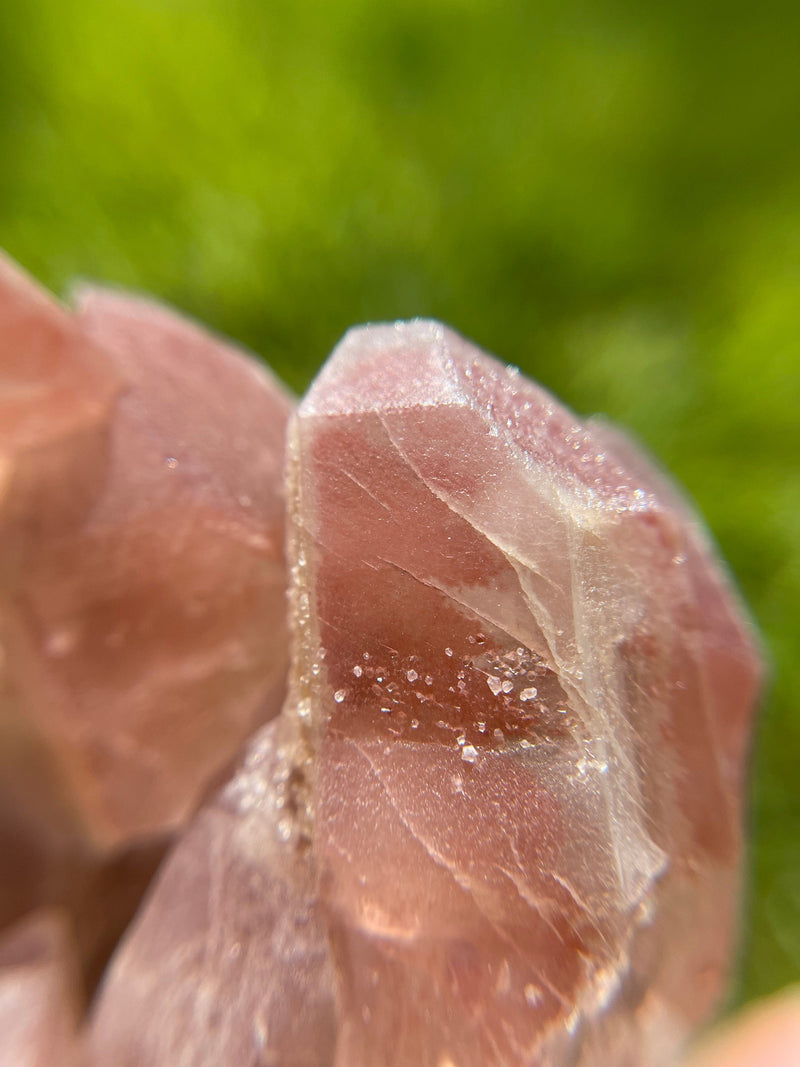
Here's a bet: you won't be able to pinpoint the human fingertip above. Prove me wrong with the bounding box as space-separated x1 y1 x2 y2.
684 985 800 1067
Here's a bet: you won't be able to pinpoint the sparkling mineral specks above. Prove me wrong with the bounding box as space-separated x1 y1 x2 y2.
86 319 761 1067
288 320 762 1067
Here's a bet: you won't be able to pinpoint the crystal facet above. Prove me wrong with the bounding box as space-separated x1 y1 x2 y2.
87 320 761 1066
292 322 760 1065
0 260 291 848
0 256 292 987
89 717 336 1067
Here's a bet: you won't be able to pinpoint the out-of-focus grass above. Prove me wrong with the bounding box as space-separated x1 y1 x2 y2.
1 0 798 1007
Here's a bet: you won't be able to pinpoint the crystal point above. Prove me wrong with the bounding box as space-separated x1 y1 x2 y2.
89 717 336 1067
85 319 761 1066
288 320 762 1066
0 255 292 989
71 285 293 845
0 260 292 850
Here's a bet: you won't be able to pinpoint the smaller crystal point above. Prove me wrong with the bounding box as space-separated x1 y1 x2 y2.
0 910 83 1067
0 252 294 991
87 716 336 1067
0 259 293 851
70 286 294 846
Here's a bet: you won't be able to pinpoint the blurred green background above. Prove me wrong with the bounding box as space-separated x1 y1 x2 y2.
2 0 798 1010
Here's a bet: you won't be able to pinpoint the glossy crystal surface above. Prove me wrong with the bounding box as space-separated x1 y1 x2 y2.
88 320 761 1067
287 321 761 1066
89 716 335 1067
0 259 291 849
0 256 292 992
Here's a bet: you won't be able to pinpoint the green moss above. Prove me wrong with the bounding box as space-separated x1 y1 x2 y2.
2 0 798 1006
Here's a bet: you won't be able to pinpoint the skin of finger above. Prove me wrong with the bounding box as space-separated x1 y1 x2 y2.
683 986 800 1067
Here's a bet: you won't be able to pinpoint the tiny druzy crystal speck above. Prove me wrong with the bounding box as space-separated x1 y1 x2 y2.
0 254 762 1067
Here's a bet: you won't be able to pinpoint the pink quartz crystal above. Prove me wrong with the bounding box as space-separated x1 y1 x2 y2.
0 255 292 987
0 257 292 850
89 716 336 1067
288 321 762 1066
0 910 83 1067
0 256 123 843
87 320 761 1066
69 284 293 846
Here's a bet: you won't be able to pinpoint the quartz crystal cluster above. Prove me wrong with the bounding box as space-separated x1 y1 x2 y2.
0 254 292 988
0 256 762 1066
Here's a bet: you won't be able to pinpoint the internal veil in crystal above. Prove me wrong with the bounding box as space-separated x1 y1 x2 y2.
289 321 761 1066
89 320 762 1067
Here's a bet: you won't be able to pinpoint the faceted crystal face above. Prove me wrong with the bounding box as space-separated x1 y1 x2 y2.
0 256 122 551
29 314 761 1067
89 717 337 1067
71 287 294 846
0 256 293 994
0 257 123 844
0 262 293 852
287 321 762 1066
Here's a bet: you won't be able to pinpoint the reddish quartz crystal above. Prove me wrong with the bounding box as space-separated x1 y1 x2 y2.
0 256 122 843
0 910 83 1067
0 258 291 849
0 255 292 989
88 320 760 1067
287 321 762 1066
69 284 292 846
88 717 336 1067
